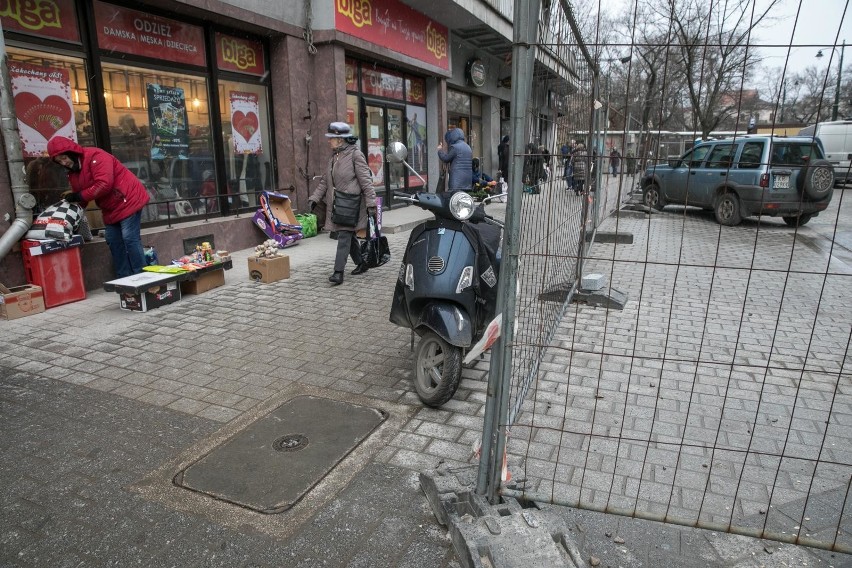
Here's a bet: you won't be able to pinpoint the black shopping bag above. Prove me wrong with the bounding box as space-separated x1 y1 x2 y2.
360 215 391 268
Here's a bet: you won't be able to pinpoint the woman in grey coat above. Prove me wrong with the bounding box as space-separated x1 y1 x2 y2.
309 122 378 285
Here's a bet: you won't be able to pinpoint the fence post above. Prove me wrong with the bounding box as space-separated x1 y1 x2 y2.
475 0 541 502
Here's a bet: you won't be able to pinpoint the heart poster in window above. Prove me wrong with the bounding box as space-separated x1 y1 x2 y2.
229 91 262 154
10 62 77 157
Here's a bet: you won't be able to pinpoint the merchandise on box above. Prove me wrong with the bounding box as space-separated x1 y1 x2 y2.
0 284 46 320
104 272 188 312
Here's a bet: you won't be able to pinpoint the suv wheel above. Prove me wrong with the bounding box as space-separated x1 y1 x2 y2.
783 213 813 227
714 192 742 226
799 159 835 200
643 184 665 211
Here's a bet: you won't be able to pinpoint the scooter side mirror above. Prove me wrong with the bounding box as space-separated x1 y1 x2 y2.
387 142 408 164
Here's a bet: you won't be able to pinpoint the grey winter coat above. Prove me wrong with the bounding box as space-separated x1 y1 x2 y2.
310 142 377 232
437 128 473 191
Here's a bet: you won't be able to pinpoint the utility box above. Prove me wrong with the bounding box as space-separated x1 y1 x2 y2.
581 273 605 291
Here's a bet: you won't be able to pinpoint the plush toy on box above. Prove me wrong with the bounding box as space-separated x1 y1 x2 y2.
253 192 303 248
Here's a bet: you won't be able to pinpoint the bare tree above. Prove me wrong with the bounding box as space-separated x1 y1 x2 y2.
644 0 779 138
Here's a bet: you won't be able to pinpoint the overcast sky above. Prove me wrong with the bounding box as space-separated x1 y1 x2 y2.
602 0 850 74
752 0 851 74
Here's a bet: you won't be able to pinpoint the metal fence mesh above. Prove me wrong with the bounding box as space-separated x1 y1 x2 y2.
482 0 852 553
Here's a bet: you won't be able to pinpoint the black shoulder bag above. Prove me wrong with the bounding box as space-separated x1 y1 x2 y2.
331 190 361 227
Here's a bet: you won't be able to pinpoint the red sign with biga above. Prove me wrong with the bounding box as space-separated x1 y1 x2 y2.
216 33 266 77
334 0 449 71
0 0 80 43
93 0 205 67
9 62 77 157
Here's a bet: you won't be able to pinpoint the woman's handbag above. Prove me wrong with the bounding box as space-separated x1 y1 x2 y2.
360 215 391 268
331 190 361 227
435 163 448 193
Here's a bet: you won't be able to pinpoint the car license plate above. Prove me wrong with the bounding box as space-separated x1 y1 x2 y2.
773 175 790 189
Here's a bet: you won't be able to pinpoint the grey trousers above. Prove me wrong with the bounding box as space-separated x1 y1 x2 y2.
334 229 361 272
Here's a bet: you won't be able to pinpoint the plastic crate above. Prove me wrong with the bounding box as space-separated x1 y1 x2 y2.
22 240 86 308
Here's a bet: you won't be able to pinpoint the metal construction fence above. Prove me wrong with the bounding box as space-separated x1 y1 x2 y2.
478 0 852 553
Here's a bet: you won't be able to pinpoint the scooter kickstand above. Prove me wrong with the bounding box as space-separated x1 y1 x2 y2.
410 330 415 352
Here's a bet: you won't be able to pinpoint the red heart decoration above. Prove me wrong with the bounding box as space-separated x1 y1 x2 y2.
232 111 259 142
14 92 72 141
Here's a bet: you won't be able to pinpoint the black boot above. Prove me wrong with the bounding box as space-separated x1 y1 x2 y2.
351 264 368 275
328 271 343 285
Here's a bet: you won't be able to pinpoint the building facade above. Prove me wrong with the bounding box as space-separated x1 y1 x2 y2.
0 0 513 288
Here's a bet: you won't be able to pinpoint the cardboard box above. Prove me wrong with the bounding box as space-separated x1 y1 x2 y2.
0 284 46 320
119 281 181 312
254 191 303 248
248 255 290 283
181 267 226 295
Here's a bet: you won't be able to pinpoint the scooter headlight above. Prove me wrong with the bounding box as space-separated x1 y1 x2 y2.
456 266 474 293
449 191 475 220
405 263 415 291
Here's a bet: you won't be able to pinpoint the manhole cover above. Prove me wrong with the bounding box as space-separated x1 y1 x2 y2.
273 434 308 452
175 396 386 513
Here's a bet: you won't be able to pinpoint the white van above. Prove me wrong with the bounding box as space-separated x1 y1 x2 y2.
799 120 852 185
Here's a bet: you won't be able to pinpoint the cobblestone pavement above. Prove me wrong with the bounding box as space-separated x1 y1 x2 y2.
1 195 850 566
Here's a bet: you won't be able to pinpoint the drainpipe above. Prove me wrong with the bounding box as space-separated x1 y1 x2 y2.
0 21 36 262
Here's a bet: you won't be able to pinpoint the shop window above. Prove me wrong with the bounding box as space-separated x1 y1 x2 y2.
100 63 214 222
218 79 273 212
406 104 427 187
6 47 91 212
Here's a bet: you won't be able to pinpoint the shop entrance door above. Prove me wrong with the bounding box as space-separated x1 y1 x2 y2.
363 101 406 208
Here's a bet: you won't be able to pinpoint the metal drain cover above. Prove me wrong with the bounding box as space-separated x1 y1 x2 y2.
175 395 386 513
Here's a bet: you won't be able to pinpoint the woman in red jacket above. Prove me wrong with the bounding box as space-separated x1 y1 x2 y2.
47 136 150 278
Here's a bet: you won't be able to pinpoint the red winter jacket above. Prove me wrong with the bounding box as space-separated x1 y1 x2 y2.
47 136 149 225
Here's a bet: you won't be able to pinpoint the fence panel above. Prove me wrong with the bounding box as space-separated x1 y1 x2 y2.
480 0 852 553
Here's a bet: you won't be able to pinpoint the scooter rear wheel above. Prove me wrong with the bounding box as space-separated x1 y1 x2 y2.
414 331 463 407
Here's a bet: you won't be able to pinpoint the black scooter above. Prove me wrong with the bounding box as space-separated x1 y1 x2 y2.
388 188 504 407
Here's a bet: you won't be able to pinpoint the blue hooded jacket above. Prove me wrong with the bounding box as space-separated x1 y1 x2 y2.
437 128 473 191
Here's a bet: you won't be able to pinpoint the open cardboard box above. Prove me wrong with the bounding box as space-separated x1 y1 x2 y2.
254 192 303 248
0 283 46 320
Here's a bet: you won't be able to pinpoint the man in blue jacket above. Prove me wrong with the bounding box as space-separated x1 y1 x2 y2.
437 127 473 191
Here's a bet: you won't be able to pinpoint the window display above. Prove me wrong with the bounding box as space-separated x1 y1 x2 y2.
101 63 214 222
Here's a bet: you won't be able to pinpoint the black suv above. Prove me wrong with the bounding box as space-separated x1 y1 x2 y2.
641 135 835 226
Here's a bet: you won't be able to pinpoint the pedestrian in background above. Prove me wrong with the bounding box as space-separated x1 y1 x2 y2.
626 151 636 175
497 135 510 182
309 122 377 286
609 148 621 175
437 128 473 191
47 136 150 279
571 143 588 195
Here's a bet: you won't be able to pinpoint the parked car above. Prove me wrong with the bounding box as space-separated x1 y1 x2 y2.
798 120 852 186
640 135 835 226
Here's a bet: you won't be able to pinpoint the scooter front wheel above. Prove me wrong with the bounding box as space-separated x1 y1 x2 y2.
414 331 463 407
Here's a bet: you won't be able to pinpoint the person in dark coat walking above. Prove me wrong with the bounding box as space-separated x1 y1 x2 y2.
497 135 510 181
437 128 473 191
571 143 589 195
47 135 150 278
309 122 377 285
609 148 621 175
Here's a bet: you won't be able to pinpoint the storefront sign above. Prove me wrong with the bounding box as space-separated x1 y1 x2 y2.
466 58 486 88
94 1 205 67
229 92 262 154
147 83 189 159
216 33 265 77
0 0 80 43
9 62 77 157
335 0 449 71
